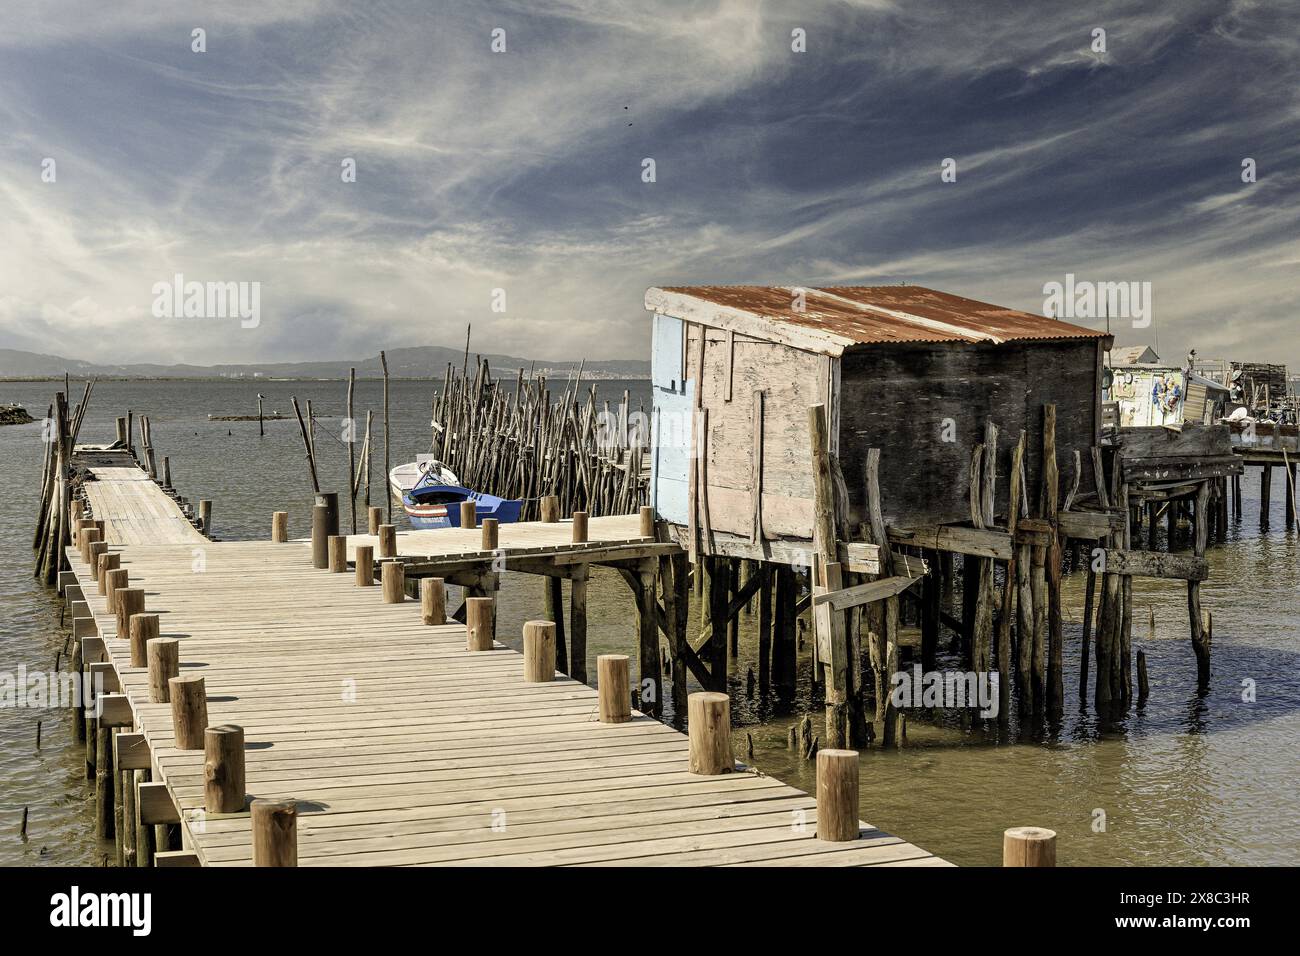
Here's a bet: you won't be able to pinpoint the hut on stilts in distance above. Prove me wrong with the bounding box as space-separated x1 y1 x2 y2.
642 285 1225 748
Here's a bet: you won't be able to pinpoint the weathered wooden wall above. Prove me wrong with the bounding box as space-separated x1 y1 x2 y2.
837 340 1100 529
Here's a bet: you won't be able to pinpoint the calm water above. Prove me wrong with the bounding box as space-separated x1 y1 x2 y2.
2 378 1297 866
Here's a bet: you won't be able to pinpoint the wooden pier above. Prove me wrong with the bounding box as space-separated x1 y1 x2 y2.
62 444 947 867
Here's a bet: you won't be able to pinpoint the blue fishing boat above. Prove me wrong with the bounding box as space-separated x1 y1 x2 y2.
389 460 525 529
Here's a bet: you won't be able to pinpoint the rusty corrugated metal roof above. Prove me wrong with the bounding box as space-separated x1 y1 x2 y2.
648 285 1109 351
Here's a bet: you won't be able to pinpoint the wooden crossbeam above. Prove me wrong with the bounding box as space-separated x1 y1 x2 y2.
114 731 151 771
1105 549 1209 581
137 782 181 825
811 573 924 612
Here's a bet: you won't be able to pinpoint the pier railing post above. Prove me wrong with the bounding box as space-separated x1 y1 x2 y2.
466 597 494 651
1003 826 1057 866
147 638 180 703
481 517 499 552
368 505 382 535
816 749 860 841
597 654 631 723
571 510 588 543
251 799 297 867
639 505 655 539
98 554 120 596
204 725 246 814
327 534 347 572
539 495 559 523
523 620 556 682
354 544 375 586
381 560 406 603
378 523 397 558
128 613 159 668
105 568 129 614
79 526 101 565
687 692 733 775
421 578 446 625
460 500 478 529
168 675 208 750
271 511 288 542
115 587 145 640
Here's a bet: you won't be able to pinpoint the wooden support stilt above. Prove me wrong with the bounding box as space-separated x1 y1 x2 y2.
707 556 729 692
570 566 589 683
94 725 113 840
1189 481 1212 686
1042 407 1064 713
1260 464 1272 530
664 552 690 715
773 564 797 697
638 567 662 717
758 564 773 693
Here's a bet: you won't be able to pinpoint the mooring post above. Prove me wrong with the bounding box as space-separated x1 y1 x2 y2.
198 500 212 535
1003 826 1057 866
204 725 246 814
466 596 494 651
816 749 860 842
79 526 101 565
420 578 446 625
168 675 208 750
368 505 382 535
571 510 588 543
354 544 375 586
378 523 397 558
597 654 632 723
639 505 655 539
328 535 348 572
460 500 477 529
311 503 330 569
381 560 406 603
97 552 120 595
251 799 297 867
115 587 145 640
87 540 107 582
523 620 556 682
687 691 733 775
271 511 288 543
147 638 179 703
128 613 159 668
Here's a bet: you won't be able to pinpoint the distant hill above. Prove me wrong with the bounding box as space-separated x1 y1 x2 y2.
0 346 649 380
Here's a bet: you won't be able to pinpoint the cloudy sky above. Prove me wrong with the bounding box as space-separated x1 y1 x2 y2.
0 0 1296 366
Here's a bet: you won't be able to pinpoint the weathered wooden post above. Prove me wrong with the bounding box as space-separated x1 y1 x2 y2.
639 505 655 539
381 560 405 603
147 638 179 703
459 500 477 529
128 613 159 668
1189 481 1212 686
203 725 246 814
481 517 499 551
97 552 120 595
105 567 129 612
539 495 559 523
378 523 397 558
311 503 330 569
1003 826 1057 866
466 597 494 651
168 675 207 750
523 621 556 682
368 505 383 535
198 500 212 535
354 544 375 586
571 510 588 543
115 587 145 640
597 655 631 723
271 511 288 542
251 799 297 867
79 526 101 565
420 578 446 625
327 534 348 572
816 749 860 842
687 691 733 775
87 540 107 580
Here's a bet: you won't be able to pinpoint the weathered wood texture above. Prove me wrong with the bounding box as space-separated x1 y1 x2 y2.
838 341 1099 528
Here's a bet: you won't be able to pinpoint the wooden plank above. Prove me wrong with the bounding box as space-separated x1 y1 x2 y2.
811 574 923 612
154 850 201 868
889 524 1013 561
115 732 152 771
1105 549 1208 581
138 782 181 825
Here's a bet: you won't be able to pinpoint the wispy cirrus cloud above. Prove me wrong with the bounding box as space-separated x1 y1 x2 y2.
0 0 1296 367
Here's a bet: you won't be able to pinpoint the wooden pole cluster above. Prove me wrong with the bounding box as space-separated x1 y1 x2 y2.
430 357 650 520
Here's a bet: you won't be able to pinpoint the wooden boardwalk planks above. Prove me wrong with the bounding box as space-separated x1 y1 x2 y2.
69 459 946 867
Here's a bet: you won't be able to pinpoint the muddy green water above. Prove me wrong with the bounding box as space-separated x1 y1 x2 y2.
2 379 1296 866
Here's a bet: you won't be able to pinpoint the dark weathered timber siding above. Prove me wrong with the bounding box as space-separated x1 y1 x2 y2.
837 340 1099 529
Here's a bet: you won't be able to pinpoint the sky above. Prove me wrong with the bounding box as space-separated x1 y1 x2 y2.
0 0 1296 366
